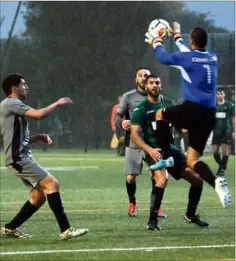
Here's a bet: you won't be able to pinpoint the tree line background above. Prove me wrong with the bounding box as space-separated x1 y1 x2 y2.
1 2 235 150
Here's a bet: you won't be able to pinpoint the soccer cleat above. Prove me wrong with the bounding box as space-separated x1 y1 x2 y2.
157 208 168 218
1 226 31 238
184 215 209 227
150 157 174 171
128 203 138 217
215 177 232 208
147 221 161 231
59 227 89 240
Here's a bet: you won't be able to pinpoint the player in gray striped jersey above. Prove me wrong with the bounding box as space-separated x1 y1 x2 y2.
115 68 167 218
0 73 88 240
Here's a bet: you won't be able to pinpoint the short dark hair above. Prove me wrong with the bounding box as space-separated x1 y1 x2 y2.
217 88 225 93
144 74 158 84
2 73 24 95
190 27 208 49
136 67 151 76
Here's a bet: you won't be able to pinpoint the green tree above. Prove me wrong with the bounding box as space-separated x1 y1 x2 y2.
2 2 231 148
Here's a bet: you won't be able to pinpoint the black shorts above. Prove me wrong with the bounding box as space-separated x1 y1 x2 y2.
162 102 216 155
146 148 186 180
212 131 231 145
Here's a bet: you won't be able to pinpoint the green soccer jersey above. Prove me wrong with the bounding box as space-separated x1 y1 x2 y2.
131 97 175 148
213 100 235 135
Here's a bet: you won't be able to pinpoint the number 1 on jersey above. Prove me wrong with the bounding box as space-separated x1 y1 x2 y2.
203 64 212 84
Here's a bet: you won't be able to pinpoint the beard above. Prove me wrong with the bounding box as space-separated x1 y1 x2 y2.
137 82 145 90
147 90 160 98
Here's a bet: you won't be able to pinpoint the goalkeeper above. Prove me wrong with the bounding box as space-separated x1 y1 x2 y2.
144 21 231 209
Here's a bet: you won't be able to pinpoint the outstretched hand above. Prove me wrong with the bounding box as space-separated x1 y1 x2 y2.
57 97 73 106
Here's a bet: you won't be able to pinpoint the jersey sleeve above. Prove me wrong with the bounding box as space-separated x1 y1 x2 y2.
130 105 145 126
8 99 31 116
116 94 128 117
175 38 191 52
154 43 185 66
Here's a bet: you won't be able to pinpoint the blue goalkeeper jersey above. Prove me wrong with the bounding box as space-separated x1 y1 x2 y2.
154 39 218 108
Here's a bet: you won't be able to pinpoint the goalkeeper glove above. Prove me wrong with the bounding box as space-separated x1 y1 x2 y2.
170 22 182 41
144 30 165 48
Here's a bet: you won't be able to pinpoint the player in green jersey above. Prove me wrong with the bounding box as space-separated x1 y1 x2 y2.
130 74 208 230
212 89 235 176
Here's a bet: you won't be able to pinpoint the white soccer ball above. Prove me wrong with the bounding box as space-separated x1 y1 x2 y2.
148 19 171 39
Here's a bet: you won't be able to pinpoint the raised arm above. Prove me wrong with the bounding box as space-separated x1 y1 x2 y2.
24 98 73 120
153 44 183 66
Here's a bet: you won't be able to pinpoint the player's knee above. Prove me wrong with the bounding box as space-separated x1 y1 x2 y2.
154 171 168 188
212 146 219 154
39 175 59 194
126 174 136 184
221 145 230 155
29 188 46 207
186 157 197 170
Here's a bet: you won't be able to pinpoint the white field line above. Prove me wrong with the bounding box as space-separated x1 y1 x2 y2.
0 244 234 256
37 155 216 161
0 166 99 171
37 157 124 161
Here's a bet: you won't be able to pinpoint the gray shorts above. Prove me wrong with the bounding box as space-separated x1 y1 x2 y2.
124 147 146 175
8 162 49 190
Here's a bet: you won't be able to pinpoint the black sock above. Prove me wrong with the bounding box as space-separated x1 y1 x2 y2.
47 192 70 233
148 186 165 223
5 201 38 229
221 155 229 170
186 186 203 217
194 161 216 188
155 120 171 149
126 181 136 204
213 152 222 165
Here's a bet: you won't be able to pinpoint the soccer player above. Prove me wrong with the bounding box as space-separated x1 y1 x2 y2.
115 67 167 218
131 74 208 230
0 73 89 239
212 89 235 176
144 23 231 208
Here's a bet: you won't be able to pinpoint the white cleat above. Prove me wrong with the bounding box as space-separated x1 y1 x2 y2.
1 226 32 238
59 227 89 240
215 177 232 208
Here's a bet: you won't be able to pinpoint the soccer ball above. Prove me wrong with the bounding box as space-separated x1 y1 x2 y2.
148 19 171 39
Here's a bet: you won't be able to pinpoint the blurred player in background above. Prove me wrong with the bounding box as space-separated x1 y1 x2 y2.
0 73 89 240
145 22 231 208
230 90 235 155
115 68 167 218
110 95 125 156
131 74 208 230
212 88 235 176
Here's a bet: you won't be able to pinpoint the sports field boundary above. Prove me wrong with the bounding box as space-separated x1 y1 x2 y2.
0 244 234 256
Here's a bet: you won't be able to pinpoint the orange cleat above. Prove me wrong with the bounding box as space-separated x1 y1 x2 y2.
158 208 168 218
128 203 138 217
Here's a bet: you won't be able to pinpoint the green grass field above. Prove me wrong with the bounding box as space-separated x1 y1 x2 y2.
0 149 235 261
